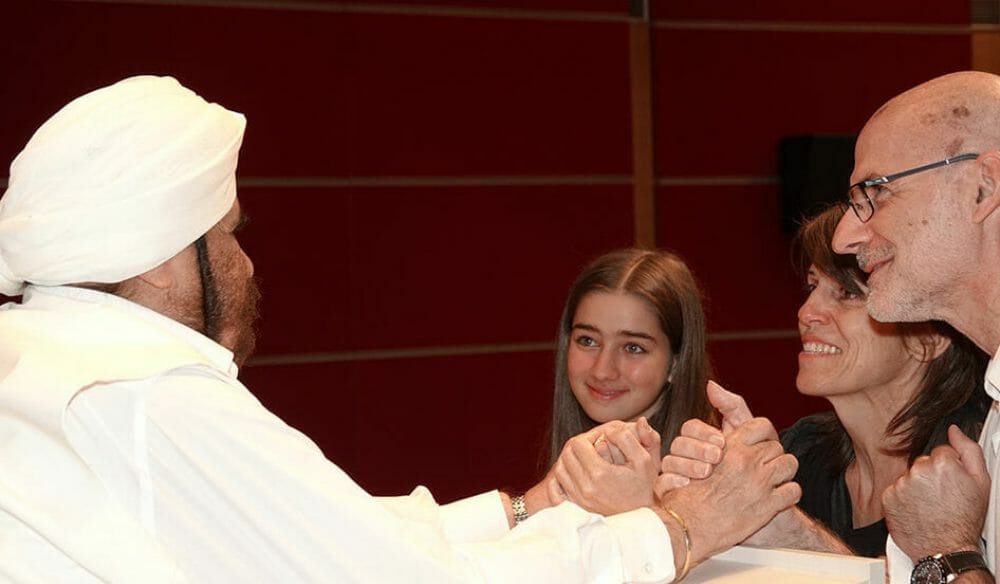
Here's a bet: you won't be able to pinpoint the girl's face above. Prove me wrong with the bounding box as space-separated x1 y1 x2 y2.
567 291 673 423
796 265 917 397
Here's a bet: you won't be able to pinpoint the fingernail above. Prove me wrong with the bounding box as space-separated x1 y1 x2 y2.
708 445 722 463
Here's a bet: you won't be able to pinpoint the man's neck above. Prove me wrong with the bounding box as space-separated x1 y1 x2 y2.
945 285 1000 355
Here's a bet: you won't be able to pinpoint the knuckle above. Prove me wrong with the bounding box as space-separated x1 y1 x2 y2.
670 437 693 456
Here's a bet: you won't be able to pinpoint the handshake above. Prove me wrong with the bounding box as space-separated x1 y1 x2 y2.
527 381 803 575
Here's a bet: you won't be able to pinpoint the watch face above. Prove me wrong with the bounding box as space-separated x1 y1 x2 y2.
911 559 945 584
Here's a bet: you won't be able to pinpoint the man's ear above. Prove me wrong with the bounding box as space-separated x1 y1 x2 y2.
973 151 1000 224
134 250 191 290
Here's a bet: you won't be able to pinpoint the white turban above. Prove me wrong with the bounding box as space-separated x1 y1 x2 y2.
0 75 246 296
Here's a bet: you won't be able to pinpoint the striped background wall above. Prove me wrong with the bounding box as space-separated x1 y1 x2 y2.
1 0 973 501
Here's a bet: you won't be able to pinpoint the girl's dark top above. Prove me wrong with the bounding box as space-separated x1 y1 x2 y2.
779 404 988 558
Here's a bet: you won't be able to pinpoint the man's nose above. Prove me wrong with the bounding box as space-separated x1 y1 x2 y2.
832 209 869 254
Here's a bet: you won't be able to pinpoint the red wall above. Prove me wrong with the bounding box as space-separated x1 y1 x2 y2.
1 0 972 502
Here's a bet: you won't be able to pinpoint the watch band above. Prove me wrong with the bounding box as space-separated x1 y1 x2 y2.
511 494 529 525
941 550 988 579
912 550 988 584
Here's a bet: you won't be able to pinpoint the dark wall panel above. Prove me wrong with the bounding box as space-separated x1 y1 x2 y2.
348 184 632 349
239 188 354 355
656 184 803 332
654 29 971 176
242 350 555 503
240 184 633 355
348 14 632 175
2 3 631 178
0 2 355 176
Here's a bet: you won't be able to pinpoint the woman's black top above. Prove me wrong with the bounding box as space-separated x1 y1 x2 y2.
780 404 988 558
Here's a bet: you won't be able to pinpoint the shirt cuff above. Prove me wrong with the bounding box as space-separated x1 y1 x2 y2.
604 508 675 583
886 535 914 583
439 490 510 543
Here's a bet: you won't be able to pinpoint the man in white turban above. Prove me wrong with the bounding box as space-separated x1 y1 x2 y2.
0 76 800 583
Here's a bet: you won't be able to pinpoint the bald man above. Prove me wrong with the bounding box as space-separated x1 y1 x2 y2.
833 71 1000 584
0 76 801 582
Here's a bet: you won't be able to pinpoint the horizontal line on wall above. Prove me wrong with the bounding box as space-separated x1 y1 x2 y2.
245 328 800 366
239 175 776 188
656 19 970 35
0 175 781 190
238 175 632 188
0 175 783 190
709 329 799 341
656 175 779 187
58 0 634 23
246 341 555 366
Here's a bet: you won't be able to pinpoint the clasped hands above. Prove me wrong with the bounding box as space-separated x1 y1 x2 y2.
535 416 662 516
535 380 801 564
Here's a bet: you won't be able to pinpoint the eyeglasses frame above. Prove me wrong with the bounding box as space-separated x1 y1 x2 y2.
846 153 980 222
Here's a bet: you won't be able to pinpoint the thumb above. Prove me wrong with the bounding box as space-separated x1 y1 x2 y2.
948 424 989 480
637 416 662 457
707 380 752 432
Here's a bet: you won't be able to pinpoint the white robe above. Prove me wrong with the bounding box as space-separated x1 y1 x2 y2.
0 285 673 583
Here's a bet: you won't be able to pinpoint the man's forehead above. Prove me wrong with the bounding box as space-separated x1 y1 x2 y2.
856 102 956 170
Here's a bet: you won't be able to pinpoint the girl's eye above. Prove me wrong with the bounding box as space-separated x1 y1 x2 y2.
624 343 646 355
574 335 597 348
803 282 817 294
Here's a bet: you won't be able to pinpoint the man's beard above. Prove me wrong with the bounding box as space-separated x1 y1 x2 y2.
209 275 261 367
196 236 261 367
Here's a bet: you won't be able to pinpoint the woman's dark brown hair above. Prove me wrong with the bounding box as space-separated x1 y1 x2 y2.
547 248 716 467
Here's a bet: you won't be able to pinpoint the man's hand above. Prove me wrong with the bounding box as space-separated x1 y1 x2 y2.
656 381 759 497
883 425 990 560
660 416 801 566
543 418 661 515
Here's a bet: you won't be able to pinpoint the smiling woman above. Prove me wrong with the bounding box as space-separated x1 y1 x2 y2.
781 204 991 557
547 248 717 468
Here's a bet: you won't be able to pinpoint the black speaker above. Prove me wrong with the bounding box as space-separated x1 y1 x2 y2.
779 135 856 234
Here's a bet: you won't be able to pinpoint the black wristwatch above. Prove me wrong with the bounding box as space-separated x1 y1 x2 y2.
911 551 988 584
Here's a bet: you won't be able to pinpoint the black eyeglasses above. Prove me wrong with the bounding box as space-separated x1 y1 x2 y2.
846 153 979 222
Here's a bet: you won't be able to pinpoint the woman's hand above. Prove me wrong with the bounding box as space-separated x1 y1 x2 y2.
546 418 661 515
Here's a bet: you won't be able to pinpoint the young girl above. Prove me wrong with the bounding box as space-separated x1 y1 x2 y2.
547 248 716 466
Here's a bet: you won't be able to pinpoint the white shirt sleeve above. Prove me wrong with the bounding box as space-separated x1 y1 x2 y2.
64 370 675 583
377 489 510 544
885 535 913 583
